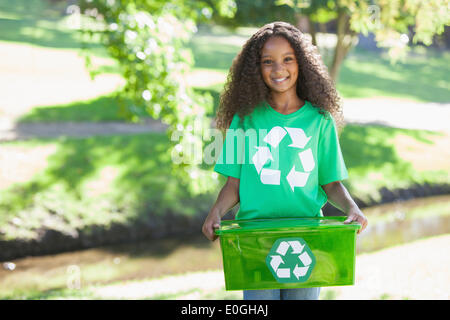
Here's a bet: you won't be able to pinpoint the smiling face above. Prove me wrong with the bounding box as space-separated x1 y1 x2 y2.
260 36 299 96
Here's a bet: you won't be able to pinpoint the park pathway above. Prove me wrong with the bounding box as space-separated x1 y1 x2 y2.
0 117 168 142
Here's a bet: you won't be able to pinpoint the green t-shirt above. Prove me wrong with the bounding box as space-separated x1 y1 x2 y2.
214 100 348 220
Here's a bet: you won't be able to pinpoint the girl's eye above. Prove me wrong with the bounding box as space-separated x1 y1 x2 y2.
262 59 272 65
285 57 294 62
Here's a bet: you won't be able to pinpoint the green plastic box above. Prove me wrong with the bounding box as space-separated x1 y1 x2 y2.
215 216 361 291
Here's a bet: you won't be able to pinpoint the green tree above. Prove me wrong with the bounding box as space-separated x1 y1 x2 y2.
277 0 450 81
213 0 297 27
78 0 237 195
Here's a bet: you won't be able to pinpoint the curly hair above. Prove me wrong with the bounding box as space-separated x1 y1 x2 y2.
215 21 344 131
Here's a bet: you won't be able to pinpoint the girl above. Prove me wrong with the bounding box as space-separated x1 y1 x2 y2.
202 21 368 300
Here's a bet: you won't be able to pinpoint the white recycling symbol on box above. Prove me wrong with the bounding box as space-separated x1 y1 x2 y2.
251 126 315 191
266 237 316 283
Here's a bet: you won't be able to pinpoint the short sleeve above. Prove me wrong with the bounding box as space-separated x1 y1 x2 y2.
318 115 348 185
214 114 245 179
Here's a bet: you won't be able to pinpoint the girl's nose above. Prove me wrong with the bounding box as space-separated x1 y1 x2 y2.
272 62 285 74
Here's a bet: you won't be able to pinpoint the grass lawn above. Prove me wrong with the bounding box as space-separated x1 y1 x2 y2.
0 0 124 122
339 124 450 203
0 132 218 240
0 0 107 54
338 46 450 102
18 92 136 123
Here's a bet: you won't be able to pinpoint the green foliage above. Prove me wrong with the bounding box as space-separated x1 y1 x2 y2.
279 0 450 62
78 0 237 195
216 0 297 27
276 0 336 22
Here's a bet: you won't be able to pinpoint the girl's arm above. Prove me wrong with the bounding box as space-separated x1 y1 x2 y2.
202 176 240 241
321 181 368 234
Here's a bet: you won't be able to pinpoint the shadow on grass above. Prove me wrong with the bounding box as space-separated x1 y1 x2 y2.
337 123 442 197
340 124 439 170
0 132 217 230
51 134 214 213
340 124 402 170
338 48 450 102
17 92 132 123
0 0 64 20
17 88 216 125
0 0 107 55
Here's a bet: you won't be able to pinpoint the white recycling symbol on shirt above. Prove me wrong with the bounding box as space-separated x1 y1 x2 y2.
251 126 315 191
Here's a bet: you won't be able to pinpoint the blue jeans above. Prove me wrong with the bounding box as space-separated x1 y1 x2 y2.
243 287 321 300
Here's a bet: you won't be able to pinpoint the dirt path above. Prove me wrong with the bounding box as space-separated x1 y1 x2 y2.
0 118 168 142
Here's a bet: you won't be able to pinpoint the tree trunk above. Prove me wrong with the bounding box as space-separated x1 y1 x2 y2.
330 9 356 82
295 13 317 46
308 18 317 47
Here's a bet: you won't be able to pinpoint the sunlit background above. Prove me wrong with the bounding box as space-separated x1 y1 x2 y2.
0 0 449 300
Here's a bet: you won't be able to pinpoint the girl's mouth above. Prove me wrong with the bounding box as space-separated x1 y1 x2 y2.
272 76 289 84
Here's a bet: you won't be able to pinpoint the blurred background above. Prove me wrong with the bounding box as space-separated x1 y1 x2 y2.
0 0 449 300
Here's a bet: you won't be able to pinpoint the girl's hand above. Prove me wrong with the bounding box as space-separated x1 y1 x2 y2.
343 207 368 234
202 210 221 241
